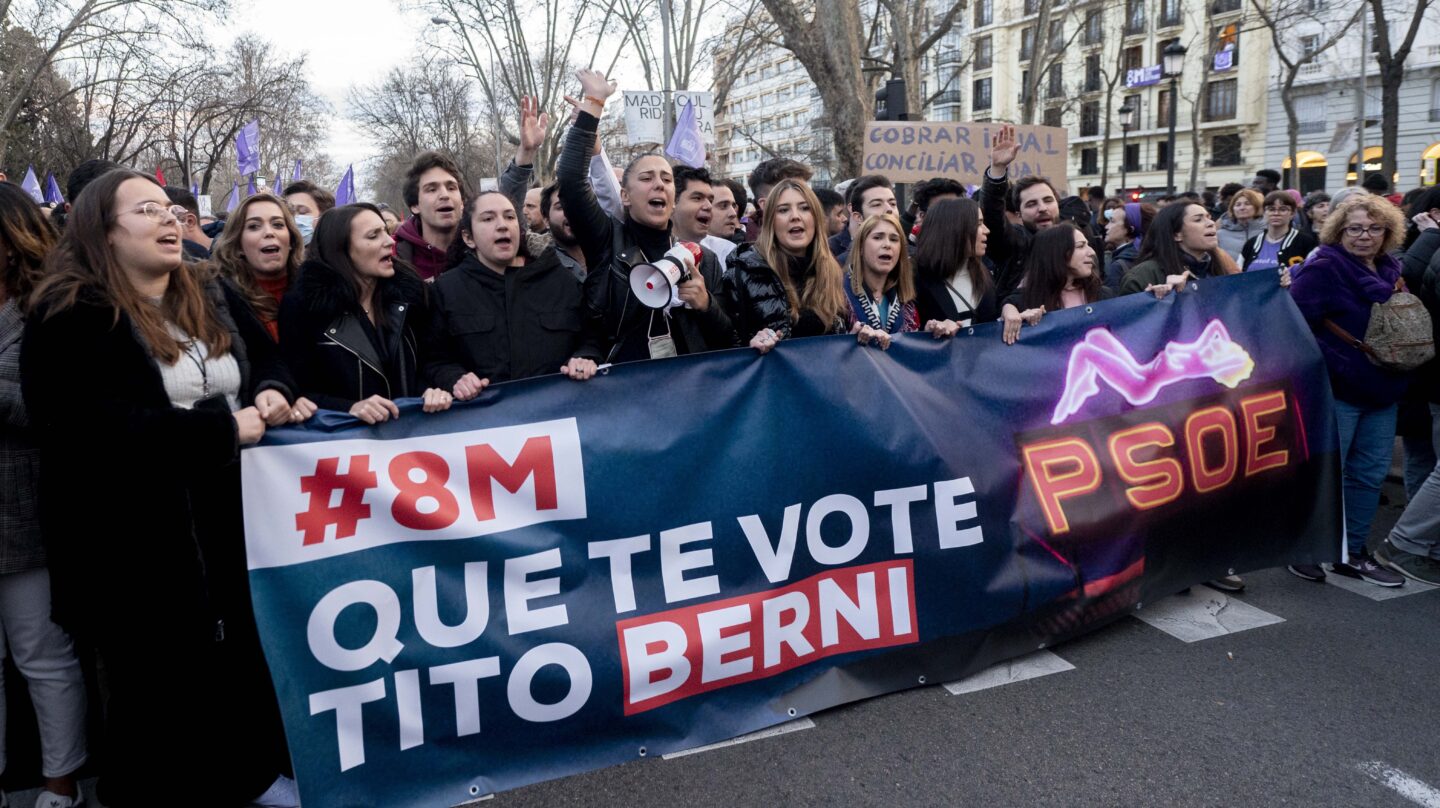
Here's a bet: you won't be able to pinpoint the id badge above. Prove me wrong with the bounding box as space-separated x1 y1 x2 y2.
648 334 677 359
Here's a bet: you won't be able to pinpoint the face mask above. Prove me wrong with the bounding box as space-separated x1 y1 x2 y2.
294 214 315 245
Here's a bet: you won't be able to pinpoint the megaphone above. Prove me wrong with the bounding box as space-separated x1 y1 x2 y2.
629 242 704 309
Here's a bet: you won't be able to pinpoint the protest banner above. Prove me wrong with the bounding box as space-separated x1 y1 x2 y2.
242 272 1340 808
861 122 1068 186
624 91 716 146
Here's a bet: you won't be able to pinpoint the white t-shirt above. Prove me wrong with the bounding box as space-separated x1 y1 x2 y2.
701 235 737 265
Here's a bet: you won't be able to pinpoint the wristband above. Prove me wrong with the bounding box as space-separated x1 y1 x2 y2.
584 95 608 108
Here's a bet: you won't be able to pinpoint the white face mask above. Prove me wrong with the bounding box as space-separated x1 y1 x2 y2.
294 214 315 245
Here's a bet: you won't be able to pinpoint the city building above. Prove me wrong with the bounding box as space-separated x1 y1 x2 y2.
1261 3 1440 193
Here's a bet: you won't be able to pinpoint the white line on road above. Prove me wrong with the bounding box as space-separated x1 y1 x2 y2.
1360 761 1440 807
661 717 816 760
942 649 1075 695
1325 572 1440 601
1132 589 1284 643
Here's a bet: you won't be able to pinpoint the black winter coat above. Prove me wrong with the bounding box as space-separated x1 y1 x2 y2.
721 244 853 341
20 285 289 806
558 112 738 361
428 250 605 387
980 171 1035 300
1240 228 1318 272
913 270 1000 327
280 259 433 410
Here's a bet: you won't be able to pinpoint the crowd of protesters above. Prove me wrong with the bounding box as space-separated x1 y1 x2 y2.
2 65 1440 806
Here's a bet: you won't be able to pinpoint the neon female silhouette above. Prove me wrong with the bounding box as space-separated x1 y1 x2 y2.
1051 319 1255 424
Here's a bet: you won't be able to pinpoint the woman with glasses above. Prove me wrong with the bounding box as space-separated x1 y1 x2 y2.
21 170 299 806
1241 191 1316 273
1287 194 1412 587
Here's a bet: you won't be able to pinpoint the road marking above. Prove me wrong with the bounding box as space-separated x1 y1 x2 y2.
1360 761 1440 807
942 649 1075 695
1325 572 1440 601
1132 590 1284 643
661 717 816 760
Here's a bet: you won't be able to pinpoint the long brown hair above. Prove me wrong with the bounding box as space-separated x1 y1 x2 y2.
32 169 231 363
756 178 848 329
0 182 57 313
209 191 303 323
846 213 915 303
912 197 991 299
1018 222 1103 311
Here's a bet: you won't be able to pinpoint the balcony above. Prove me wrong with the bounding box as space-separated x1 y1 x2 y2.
1299 121 1326 134
1153 160 1175 171
1159 11 1182 27
1211 0 1241 12
1083 75 1102 92
1207 155 1243 167
1125 18 1146 36
1431 108 1440 122
938 47 962 64
935 90 962 105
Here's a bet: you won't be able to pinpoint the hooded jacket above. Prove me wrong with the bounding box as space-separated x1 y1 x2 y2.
1216 214 1262 263
279 259 432 411
427 249 605 388
393 215 452 280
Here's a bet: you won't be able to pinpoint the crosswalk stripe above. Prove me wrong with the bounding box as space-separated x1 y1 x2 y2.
1132 589 1284 643
942 649 1075 695
661 717 816 760
1360 761 1440 807
1325 572 1440 601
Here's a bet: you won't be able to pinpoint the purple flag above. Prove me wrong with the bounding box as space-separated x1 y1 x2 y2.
293 159 303 181
335 165 355 206
236 119 260 175
19 166 42 203
247 175 257 196
665 99 707 169
44 172 64 205
190 182 200 197
273 169 285 195
225 182 240 213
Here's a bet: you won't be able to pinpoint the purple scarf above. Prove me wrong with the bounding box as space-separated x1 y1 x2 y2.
1124 203 1143 252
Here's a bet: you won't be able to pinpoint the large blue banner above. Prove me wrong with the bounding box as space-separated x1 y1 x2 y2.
242 272 1341 807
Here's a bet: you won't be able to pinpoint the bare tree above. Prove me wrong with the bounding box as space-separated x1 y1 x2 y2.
1367 0 1435 182
1017 0 1083 126
1248 0 1358 190
864 0 968 116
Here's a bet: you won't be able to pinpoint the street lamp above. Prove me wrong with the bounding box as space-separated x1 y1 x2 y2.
1162 41 1186 195
1119 101 1135 194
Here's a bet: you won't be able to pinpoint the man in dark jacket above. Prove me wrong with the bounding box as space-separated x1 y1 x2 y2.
393 151 468 280
164 185 213 261
981 125 1062 298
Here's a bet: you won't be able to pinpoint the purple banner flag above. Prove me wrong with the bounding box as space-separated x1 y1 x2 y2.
226 182 241 213
236 119 261 175
335 165 355 206
665 99 707 168
293 159 303 181
44 172 64 205
273 170 285 195
20 166 42 203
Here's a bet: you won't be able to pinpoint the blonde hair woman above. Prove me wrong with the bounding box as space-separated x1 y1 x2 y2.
844 212 918 335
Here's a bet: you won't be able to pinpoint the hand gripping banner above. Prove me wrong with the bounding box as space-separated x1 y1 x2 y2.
242 272 1341 807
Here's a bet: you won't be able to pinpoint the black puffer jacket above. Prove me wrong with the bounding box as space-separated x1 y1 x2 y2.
279 259 432 411
557 112 737 362
427 249 605 388
721 244 852 341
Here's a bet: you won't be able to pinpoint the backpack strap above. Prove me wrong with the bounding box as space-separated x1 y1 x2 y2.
1324 318 1375 357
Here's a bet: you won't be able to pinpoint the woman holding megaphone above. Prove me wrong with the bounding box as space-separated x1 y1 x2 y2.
556 68 738 362
426 191 606 395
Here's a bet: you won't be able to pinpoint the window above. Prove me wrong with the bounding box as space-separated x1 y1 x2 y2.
1211 134 1242 166
1124 94 1142 127
1047 66 1064 98
974 0 992 27
1021 26 1035 61
1025 0 1040 14
973 77 992 111
1303 0 1326 9
1080 148 1099 175
976 36 993 70
1021 69 1032 102
1049 20 1064 51
1205 79 1238 121
1213 23 1240 69
1126 0 1146 34
1160 0 1182 26
1432 79 1440 122
1157 88 1173 127
1043 106 1064 128
1084 54 1102 92
1157 140 1173 170
1213 0 1241 12
1296 94 1326 133
1122 45 1144 73
1124 143 1141 172
1300 34 1320 59
1083 9 1103 46
1081 100 1100 136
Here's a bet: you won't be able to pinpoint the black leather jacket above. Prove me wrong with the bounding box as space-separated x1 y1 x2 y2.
721 244 852 341
279 259 431 411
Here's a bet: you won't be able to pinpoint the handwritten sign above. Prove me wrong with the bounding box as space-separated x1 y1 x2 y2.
623 92 716 146
861 122 1067 186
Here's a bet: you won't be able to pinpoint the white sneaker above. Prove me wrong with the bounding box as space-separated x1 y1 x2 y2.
250 774 300 808
34 785 82 808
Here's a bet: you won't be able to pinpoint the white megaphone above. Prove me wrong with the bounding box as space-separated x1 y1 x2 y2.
629 242 704 309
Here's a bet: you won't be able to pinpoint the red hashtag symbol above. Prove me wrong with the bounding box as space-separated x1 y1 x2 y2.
296 456 378 546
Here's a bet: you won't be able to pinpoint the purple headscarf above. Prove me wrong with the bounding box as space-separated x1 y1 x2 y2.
1124 202 1144 252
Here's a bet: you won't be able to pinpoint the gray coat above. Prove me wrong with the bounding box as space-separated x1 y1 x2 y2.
1216 214 1262 264
0 299 44 574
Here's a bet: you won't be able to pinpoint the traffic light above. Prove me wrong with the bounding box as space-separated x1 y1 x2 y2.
875 78 909 122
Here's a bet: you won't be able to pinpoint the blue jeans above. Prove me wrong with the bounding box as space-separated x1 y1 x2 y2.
1334 399 1398 557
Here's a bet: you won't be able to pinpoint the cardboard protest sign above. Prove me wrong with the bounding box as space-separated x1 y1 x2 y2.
862 122 1068 186
624 92 716 146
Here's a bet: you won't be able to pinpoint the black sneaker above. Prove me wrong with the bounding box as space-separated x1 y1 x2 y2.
1287 564 1326 582
1376 541 1440 586
1203 574 1245 593
1333 553 1405 587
